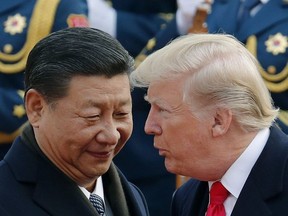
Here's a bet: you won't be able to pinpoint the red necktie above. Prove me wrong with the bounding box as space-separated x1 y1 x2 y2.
206 181 229 216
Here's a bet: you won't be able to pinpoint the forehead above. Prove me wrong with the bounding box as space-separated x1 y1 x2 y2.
68 74 130 89
146 78 185 104
66 74 131 102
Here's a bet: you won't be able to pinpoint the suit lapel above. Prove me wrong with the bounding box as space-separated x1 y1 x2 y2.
237 0 288 41
102 163 131 216
197 182 210 216
7 136 97 216
232 180 271 216
184 181 209 216
232 126 288 215
32 159 97 216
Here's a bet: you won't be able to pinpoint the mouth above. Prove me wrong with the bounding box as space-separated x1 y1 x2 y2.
153 142 168 156
157 148 168 157
86 150 112 159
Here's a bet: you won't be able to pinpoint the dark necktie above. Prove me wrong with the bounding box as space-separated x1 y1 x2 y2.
206 181 229 216
239 0 260 24
89 194 105 216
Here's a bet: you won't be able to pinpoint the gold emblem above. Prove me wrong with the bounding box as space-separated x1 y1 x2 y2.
265 33 288 55
13 104 26 118
4 13 27 35
135 54 147 68
17 90 25 98
146 38 156 51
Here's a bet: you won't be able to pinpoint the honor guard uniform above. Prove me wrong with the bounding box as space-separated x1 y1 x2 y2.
136 0 288 134
0 0 89 159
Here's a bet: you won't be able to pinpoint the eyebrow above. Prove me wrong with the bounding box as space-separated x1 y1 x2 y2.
144 95 149 102
144 95 169 108
83 98 131 108
144 94 157 104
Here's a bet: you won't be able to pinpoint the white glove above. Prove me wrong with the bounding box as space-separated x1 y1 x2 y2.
87 0 117 37
176 0 206 35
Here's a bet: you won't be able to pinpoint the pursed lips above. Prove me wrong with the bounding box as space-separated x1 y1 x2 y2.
154 143 167 156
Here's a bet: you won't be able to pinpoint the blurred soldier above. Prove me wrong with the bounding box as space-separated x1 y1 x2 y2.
0 0 89 159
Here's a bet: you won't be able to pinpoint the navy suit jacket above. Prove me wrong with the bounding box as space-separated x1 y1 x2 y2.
0 133 149 215
171 126 288 216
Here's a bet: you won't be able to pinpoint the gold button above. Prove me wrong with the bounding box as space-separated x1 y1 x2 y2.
3 44 13 53
267 66 276 74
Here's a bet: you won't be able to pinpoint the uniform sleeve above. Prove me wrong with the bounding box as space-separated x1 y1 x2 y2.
116 11 176 58
134 17 180 66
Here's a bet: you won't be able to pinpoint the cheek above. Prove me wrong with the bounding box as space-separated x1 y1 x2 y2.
121 117 133 140
169 119 209 152
55 124 95 151
114 120 133 153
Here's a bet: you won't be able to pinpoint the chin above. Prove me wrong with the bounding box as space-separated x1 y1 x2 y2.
164 160 177 174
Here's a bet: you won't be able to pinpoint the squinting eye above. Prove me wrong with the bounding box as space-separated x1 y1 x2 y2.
85 115 100 120
158 107 167 113
115 112 129 118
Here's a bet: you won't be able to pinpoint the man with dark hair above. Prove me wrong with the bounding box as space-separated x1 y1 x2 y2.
0 27 149 216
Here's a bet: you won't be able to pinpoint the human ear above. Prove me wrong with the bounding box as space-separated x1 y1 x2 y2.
25 89 45 127
211 108 232 137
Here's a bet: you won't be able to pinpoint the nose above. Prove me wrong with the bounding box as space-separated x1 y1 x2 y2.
144 110 162 135
96 121 121 145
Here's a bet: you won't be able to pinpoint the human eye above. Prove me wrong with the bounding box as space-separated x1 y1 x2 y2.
157 105 168 113
144 95 150 104
87 114 100 119
114 111 131 119
82 114 100 122
159 109 167 113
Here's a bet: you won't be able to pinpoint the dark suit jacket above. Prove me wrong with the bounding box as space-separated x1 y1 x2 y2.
171 126 288 216
0 126 149 216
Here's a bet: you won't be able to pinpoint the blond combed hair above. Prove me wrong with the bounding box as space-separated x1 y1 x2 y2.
131 33 278 131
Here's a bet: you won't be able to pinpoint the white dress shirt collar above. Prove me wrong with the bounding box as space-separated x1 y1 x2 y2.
78 176 105 204
208 128 270 216
221 128 269 198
